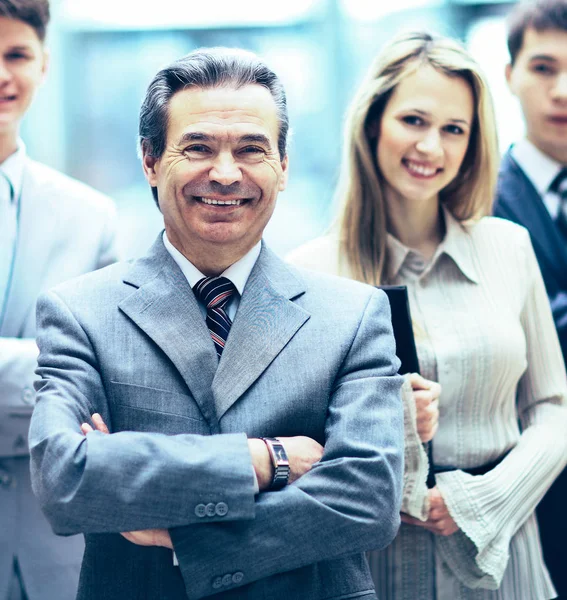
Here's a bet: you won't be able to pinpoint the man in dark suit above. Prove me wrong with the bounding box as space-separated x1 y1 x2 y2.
494 1 567 596
29 48 404 599
0 2 119 599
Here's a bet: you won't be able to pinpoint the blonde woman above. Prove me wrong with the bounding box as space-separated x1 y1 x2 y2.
287 32 567 599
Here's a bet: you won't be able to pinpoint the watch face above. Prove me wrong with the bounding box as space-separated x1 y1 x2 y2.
275 446 287 463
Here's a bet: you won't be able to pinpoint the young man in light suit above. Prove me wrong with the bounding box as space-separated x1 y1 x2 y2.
29 48 404 599
0 1 119 599
494 1 567 596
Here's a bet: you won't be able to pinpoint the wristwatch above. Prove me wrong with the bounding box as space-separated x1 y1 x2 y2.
261 437 290 490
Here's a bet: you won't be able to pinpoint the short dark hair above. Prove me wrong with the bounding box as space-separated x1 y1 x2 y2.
0 0 50 42
139 47 289 206
507 0 567 65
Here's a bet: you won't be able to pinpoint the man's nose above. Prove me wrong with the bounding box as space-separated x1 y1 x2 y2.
551 72 567 102
209 154 243 186
415 129 443 157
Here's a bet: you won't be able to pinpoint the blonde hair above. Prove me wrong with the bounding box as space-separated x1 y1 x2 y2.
337 31 499 285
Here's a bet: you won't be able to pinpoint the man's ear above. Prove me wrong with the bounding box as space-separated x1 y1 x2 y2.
142 150 159 187
279 155 289 192
40 47 50 83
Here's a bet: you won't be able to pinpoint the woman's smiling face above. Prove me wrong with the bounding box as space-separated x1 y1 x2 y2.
376 64 474 209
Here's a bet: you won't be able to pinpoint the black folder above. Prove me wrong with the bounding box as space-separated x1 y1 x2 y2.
379 286 419 376
378 285 436 488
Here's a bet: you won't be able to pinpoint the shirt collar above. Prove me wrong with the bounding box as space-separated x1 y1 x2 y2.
162 231 261 296
511 138 563 196
386 205 479 284
0 140 26 205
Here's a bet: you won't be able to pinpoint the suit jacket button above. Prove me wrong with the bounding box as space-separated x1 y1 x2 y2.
222 574 232 586
195 504 206 518
232 572 244 584
212 576 223 590
215 502 228 516
21 387 34 405
205 502 216 517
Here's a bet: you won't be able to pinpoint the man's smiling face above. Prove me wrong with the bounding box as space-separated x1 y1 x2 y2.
0 16 47 139
143 84 288 270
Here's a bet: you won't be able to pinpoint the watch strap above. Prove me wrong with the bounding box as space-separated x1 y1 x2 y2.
261 437 290 490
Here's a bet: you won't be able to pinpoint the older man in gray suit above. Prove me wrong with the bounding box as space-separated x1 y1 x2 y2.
29 48 404 600
0 1 118 599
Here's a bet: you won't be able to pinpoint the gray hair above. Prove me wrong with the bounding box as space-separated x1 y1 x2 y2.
139 47 289 205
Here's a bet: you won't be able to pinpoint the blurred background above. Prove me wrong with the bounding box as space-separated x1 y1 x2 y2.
24 0 522 259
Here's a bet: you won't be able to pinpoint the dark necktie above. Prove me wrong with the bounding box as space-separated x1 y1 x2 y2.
550 168 567 241
193 276 236 359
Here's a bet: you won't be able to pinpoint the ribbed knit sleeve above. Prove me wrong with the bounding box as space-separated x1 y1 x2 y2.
434 232 567 589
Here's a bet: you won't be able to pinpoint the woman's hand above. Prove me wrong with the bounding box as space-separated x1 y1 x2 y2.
408 373 440 443
401 487 459 536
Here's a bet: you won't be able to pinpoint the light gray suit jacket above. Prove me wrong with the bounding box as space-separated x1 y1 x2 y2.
30 236 404 600
0 158 118 600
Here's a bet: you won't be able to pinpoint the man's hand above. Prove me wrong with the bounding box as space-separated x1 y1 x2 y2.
400 487 458 536
81 413 173 550
248 436 324 491
408 373 440 443
121 529 173 549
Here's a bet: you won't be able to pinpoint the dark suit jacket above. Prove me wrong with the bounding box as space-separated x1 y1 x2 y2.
494 149 567 598
29 238 404 600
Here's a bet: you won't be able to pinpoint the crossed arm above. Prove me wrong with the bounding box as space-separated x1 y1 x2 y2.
31 286 404 597
81 413 324 549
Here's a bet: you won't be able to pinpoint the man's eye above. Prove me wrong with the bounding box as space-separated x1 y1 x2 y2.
6 52 28 61
532 63 554 75
185 145 209 153
240 146 264 154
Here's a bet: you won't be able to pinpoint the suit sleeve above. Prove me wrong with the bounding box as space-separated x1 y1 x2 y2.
29 289 257 534
170 289 405 599
0 194 119 459
433 233 567 589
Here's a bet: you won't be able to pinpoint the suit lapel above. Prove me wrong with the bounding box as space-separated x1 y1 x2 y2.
212 245 309 421
499 152 567 286
1 160 58 336
119 237 220 431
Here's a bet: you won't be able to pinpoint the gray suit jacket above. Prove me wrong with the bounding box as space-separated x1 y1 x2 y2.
0 158 118 600
30 236 404 600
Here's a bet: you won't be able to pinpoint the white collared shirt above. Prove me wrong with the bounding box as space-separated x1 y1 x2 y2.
511 138 564 219
162 231 261 320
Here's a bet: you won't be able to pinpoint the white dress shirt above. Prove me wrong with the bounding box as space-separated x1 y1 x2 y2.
163 231 261 321
511 138 564 219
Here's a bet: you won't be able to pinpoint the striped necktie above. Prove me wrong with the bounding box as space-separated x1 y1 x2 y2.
550 167 567 242
193 276 236 359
